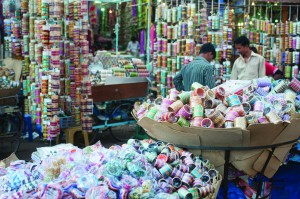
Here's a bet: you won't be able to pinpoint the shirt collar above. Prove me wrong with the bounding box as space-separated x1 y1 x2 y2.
239 50 259 59
195 56 210 64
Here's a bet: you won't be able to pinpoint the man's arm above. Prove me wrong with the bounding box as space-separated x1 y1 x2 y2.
173 71 184 91
204 66 216 89
230 61 238 80
127 42 131 52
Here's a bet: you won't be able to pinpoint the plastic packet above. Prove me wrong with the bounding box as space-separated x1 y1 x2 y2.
121 175 139 190
129 187 144 199
85 185 115 199
105 159 124 177
42 183 63 199
77 174 99 191
154 193 179 199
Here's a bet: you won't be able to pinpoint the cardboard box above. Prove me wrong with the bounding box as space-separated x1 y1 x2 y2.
137 114 300 178
0 153 19 168
91 77 149 102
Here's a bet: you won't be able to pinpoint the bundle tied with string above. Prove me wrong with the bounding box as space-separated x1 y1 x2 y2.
273 98 287 111
208 110 225 128
284 90 297 105
190 93 203 109
284 103 296 115
289 78 300 93
168 100 184 113
266 111 282 124
226 94 241 107
245 115 258 125
204 99 222 109
255 87 269 97
216 103 228 115
273 80 289 93
234 117 247 129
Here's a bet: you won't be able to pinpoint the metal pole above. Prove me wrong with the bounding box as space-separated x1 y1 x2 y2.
146 0 151 65
115 3 119 53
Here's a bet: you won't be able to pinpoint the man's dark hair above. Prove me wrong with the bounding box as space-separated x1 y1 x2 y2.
131 36 137 42
234 35 250 47
200 43 216 59
274 69 284 76
250 46 258 53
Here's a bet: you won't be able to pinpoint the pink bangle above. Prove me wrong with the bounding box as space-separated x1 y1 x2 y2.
201 118 214 128
190 117 203 127
215 86 226 99
194 87 205 98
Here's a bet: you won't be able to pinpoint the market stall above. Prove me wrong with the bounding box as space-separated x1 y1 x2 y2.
1 0 300 198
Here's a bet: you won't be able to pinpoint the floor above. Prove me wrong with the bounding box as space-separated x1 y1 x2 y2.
0 125 137 161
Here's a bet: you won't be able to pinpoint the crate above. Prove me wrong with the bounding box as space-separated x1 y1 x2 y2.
0 106 20 114
92 77 149 102
60 116 76 129
0 95 19 106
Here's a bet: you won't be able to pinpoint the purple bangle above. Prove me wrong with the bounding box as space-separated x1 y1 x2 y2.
257 78 271 88
258 116 269 123
282 114 291 121
255 87 269 97
162 98 173 106
253 101 265 112
178 105 192 119
225 111 239 121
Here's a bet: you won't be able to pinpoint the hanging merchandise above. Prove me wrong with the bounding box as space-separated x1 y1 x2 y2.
151 0 233 95
1 0 95 139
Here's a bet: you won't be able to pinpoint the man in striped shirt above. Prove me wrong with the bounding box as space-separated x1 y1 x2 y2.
173 43 216 91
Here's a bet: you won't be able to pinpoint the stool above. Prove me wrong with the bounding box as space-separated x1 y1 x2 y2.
61 126 89 147
23 114 33 142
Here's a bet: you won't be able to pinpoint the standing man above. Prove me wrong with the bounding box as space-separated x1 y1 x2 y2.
230 36 265 80
173 43 216 91
126 36 140 58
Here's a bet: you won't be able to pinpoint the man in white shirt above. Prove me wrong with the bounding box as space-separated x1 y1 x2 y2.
126 36 140 58
230 36 265 80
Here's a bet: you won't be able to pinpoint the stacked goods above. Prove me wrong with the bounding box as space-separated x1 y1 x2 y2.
135 78 300 128
5 0 93 138
152 2 235 97
244 14 300 79
92 51 119 69
0 140 221 198
89 55 150 85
